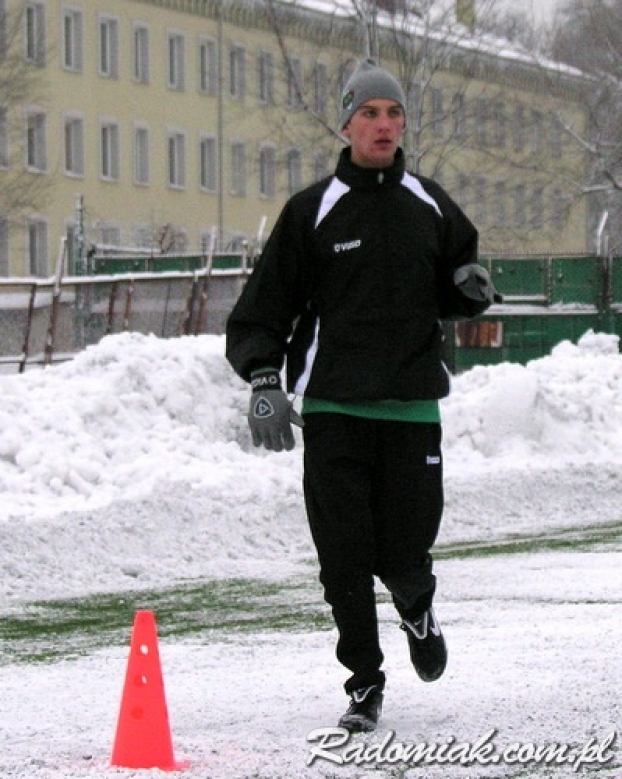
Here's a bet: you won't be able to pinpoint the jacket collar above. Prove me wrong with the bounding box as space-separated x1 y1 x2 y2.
335 146 406 189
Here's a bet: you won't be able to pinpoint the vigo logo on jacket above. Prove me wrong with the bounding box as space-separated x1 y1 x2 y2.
333 238 362 254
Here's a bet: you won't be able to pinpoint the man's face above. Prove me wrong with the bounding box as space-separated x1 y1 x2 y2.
342 99 405 169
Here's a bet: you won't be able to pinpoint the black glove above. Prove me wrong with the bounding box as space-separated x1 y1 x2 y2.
454 264 503 304
248 369 304 452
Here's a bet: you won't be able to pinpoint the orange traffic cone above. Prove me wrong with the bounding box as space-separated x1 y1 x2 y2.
111 610 188 771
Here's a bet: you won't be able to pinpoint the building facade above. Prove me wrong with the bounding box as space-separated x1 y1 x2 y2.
0 0 591 277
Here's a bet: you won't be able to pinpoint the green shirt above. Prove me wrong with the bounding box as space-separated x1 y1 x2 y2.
301 397 441 423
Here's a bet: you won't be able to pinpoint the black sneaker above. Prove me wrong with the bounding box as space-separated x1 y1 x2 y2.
338 685 383 733
401 607 447 682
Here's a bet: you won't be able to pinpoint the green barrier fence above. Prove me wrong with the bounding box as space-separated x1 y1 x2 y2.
90 253 245 275
85 251 620 372
450 254 621 372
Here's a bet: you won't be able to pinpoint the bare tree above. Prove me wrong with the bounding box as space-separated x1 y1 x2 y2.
263 0 345 144
260 0 589 252
478 2 554 52
550 0 622 192
0 4 52 230
549 0 622 250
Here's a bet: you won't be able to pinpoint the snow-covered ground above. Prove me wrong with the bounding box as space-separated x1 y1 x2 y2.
0 330 620 778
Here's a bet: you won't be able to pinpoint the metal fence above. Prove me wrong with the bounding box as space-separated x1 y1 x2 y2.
2 249 621 374
0 265 247 373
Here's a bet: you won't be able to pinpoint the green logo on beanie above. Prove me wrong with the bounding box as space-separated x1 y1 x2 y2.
342 89 354 110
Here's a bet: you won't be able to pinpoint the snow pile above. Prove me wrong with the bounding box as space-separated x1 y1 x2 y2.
0 330 620 779
442 330 622 462
0 329 620 523
0 332 299 520
0 328 621 603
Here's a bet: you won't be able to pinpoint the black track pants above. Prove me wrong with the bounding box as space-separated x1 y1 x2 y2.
302 413 444 693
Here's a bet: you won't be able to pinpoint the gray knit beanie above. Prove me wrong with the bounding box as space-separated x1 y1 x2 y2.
339 59 407 129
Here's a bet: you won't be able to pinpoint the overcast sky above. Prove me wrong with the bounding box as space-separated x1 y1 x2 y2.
507 0 562 23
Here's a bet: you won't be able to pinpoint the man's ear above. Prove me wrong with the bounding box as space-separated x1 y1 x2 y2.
341 123 351 139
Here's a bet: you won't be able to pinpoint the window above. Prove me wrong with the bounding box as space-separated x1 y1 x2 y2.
99 224 120 247
133 23 149 83
287 57 303 109
229 44 246 99
531 110 544 154
25 2 45 65
134 224 152 249
531 185 544 229
64 116 84 176
338 61 355 96
168 131 186 188
167 32 185 90
228 233 246 252
0 0 6 59
26 217 48 276
312 62 328 117
171 228 187 253
407 83 422 130
492 100 506 148
431 88 444 137
512 103 525 153
199 230 214 255
513 183 526 228
134 126 149 185
474 177 487 224
259 145 276 198
258 51 274 104
550 118 563 159
0 214 8 276
531 109 544 155
451 92 466 139
0 106 8 168
313 151 329 182
552 188 567 231
199 135 217 191
230 141 246 196
100 121 119 181
25 110 46 171
456 173 470 212
99 16 119 78
287 148 303 196
492 180 507 227
475 97 489 147
199 37 218 95
62 7 83 72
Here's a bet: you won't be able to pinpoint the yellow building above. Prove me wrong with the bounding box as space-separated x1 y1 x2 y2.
0 0 591 277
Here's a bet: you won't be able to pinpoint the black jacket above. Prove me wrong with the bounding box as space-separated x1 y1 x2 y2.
226 148 489 401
